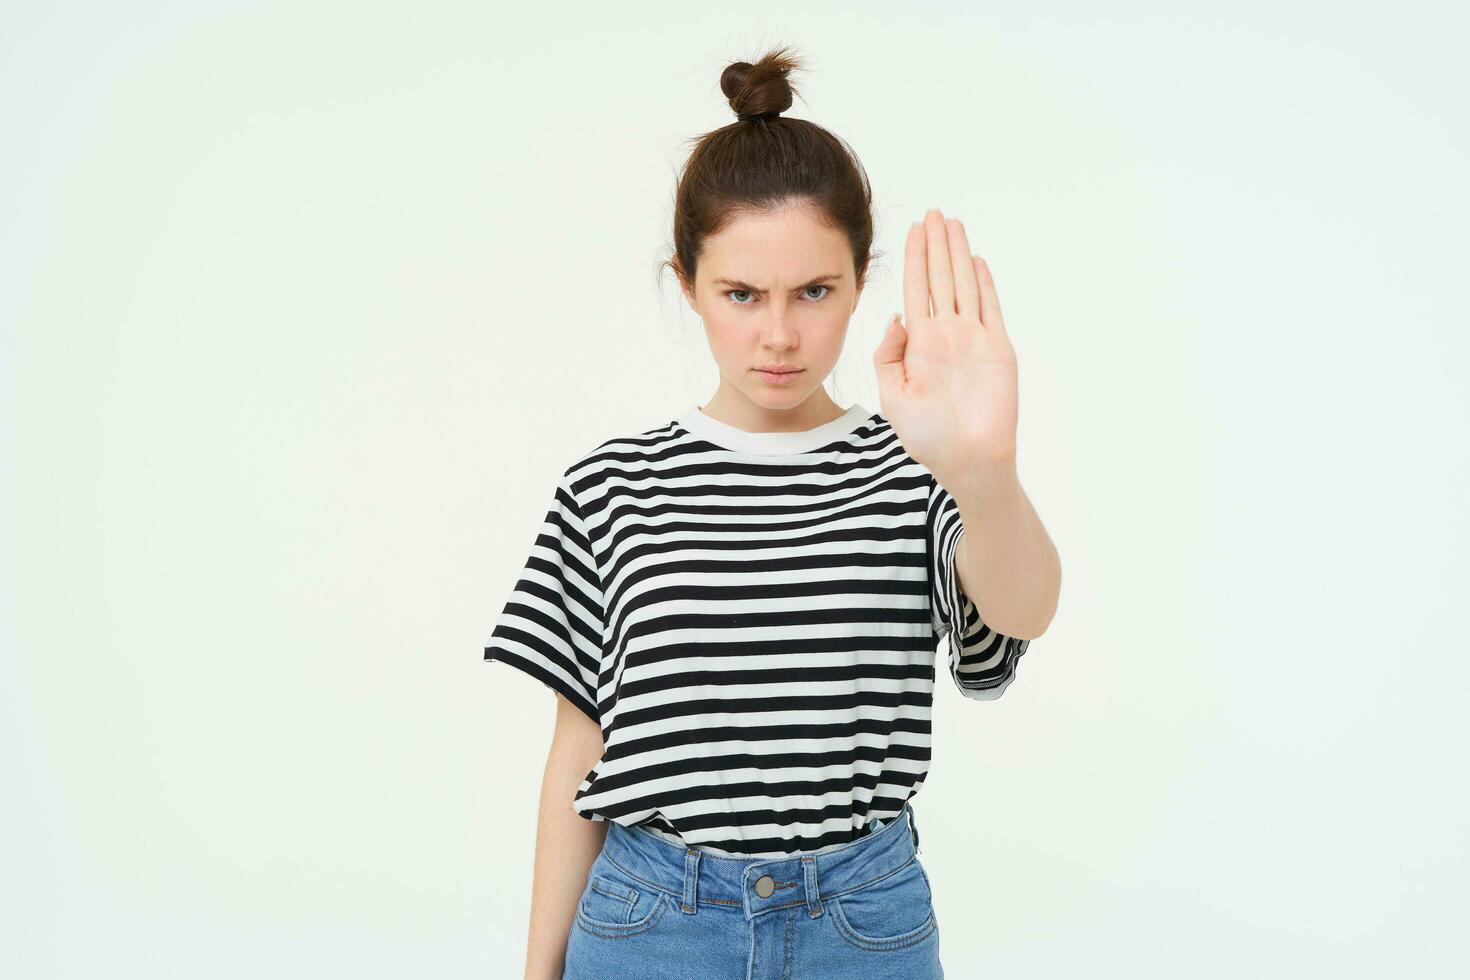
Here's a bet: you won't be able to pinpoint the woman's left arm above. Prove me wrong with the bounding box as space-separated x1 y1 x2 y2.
873 208 1061 641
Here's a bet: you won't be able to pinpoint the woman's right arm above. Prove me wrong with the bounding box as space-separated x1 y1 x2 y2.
522 692 608 980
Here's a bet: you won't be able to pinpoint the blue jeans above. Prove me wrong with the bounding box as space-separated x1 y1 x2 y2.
562 803 943 979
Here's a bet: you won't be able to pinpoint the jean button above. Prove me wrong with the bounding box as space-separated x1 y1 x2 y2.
754 874 775 898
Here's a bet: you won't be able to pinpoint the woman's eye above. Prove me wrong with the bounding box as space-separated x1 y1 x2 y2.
725 285 829 305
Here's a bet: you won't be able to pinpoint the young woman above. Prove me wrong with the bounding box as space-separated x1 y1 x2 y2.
484 45 1061 980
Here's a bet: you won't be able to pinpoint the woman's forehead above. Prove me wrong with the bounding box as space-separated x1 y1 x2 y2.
699 209 852 281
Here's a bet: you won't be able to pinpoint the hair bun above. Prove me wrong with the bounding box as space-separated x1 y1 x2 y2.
720 46 801 123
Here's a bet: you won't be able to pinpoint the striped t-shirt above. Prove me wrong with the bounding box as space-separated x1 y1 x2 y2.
483 401 1030 857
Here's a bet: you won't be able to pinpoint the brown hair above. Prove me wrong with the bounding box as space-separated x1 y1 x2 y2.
665 45 876 294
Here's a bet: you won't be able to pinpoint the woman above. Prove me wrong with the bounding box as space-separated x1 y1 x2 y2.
484 45 1061 980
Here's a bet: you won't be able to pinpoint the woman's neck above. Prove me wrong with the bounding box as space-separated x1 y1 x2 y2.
697 384 847 434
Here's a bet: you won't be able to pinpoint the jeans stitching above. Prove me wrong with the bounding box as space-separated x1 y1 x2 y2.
829 896 938 952
574 893 668 939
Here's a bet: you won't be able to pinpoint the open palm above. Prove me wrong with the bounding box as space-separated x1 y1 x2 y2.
872 209 1021 491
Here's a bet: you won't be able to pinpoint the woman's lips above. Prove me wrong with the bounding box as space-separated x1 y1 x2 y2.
754 367 803 385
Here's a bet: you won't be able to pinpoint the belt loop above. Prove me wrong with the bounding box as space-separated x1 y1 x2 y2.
801 855 823 918
681 848 701 914
908 803 921 854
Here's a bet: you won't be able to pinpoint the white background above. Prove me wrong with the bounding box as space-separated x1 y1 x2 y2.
3 1 1466 977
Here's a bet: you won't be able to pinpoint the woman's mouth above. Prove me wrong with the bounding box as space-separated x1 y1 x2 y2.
754 366 803 385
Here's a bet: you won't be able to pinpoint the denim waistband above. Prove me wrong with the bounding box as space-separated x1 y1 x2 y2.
599 804 922 922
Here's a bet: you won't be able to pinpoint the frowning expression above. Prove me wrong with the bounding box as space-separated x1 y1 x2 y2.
680 200 864 406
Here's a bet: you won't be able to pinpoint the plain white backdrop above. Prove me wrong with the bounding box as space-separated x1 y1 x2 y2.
2 1 1466 977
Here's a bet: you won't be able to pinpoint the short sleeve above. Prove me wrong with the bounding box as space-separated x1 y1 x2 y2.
927 473 1029 701
483 474 605 724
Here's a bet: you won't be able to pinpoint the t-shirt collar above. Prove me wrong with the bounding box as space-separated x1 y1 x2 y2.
677 402 872 456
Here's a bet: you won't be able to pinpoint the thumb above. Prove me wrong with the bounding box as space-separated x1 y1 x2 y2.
872 313 908 390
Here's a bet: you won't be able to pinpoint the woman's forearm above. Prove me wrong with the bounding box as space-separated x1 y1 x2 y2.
951 460 1060 641
522 695 608 980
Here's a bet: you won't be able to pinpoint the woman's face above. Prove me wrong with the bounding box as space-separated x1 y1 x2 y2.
680 200 863 413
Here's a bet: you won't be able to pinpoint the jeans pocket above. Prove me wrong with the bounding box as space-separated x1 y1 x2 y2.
829 856 938 951
580 874 639 924
574 860 668 938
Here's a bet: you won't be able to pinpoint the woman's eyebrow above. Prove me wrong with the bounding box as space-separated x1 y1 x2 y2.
713 273 844 291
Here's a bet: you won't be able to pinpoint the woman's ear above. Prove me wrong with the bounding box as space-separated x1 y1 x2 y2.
681 282 699 315
674 261 700 315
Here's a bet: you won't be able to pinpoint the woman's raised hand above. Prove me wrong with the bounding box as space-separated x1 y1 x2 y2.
872 208 1021 490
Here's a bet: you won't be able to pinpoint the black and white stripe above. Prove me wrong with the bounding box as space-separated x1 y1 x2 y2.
484 402 1029 857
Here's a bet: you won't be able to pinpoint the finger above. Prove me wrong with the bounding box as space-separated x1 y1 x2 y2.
947 218 980 320
973 255 1006 332
903 221 929 324
924 209 955 316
